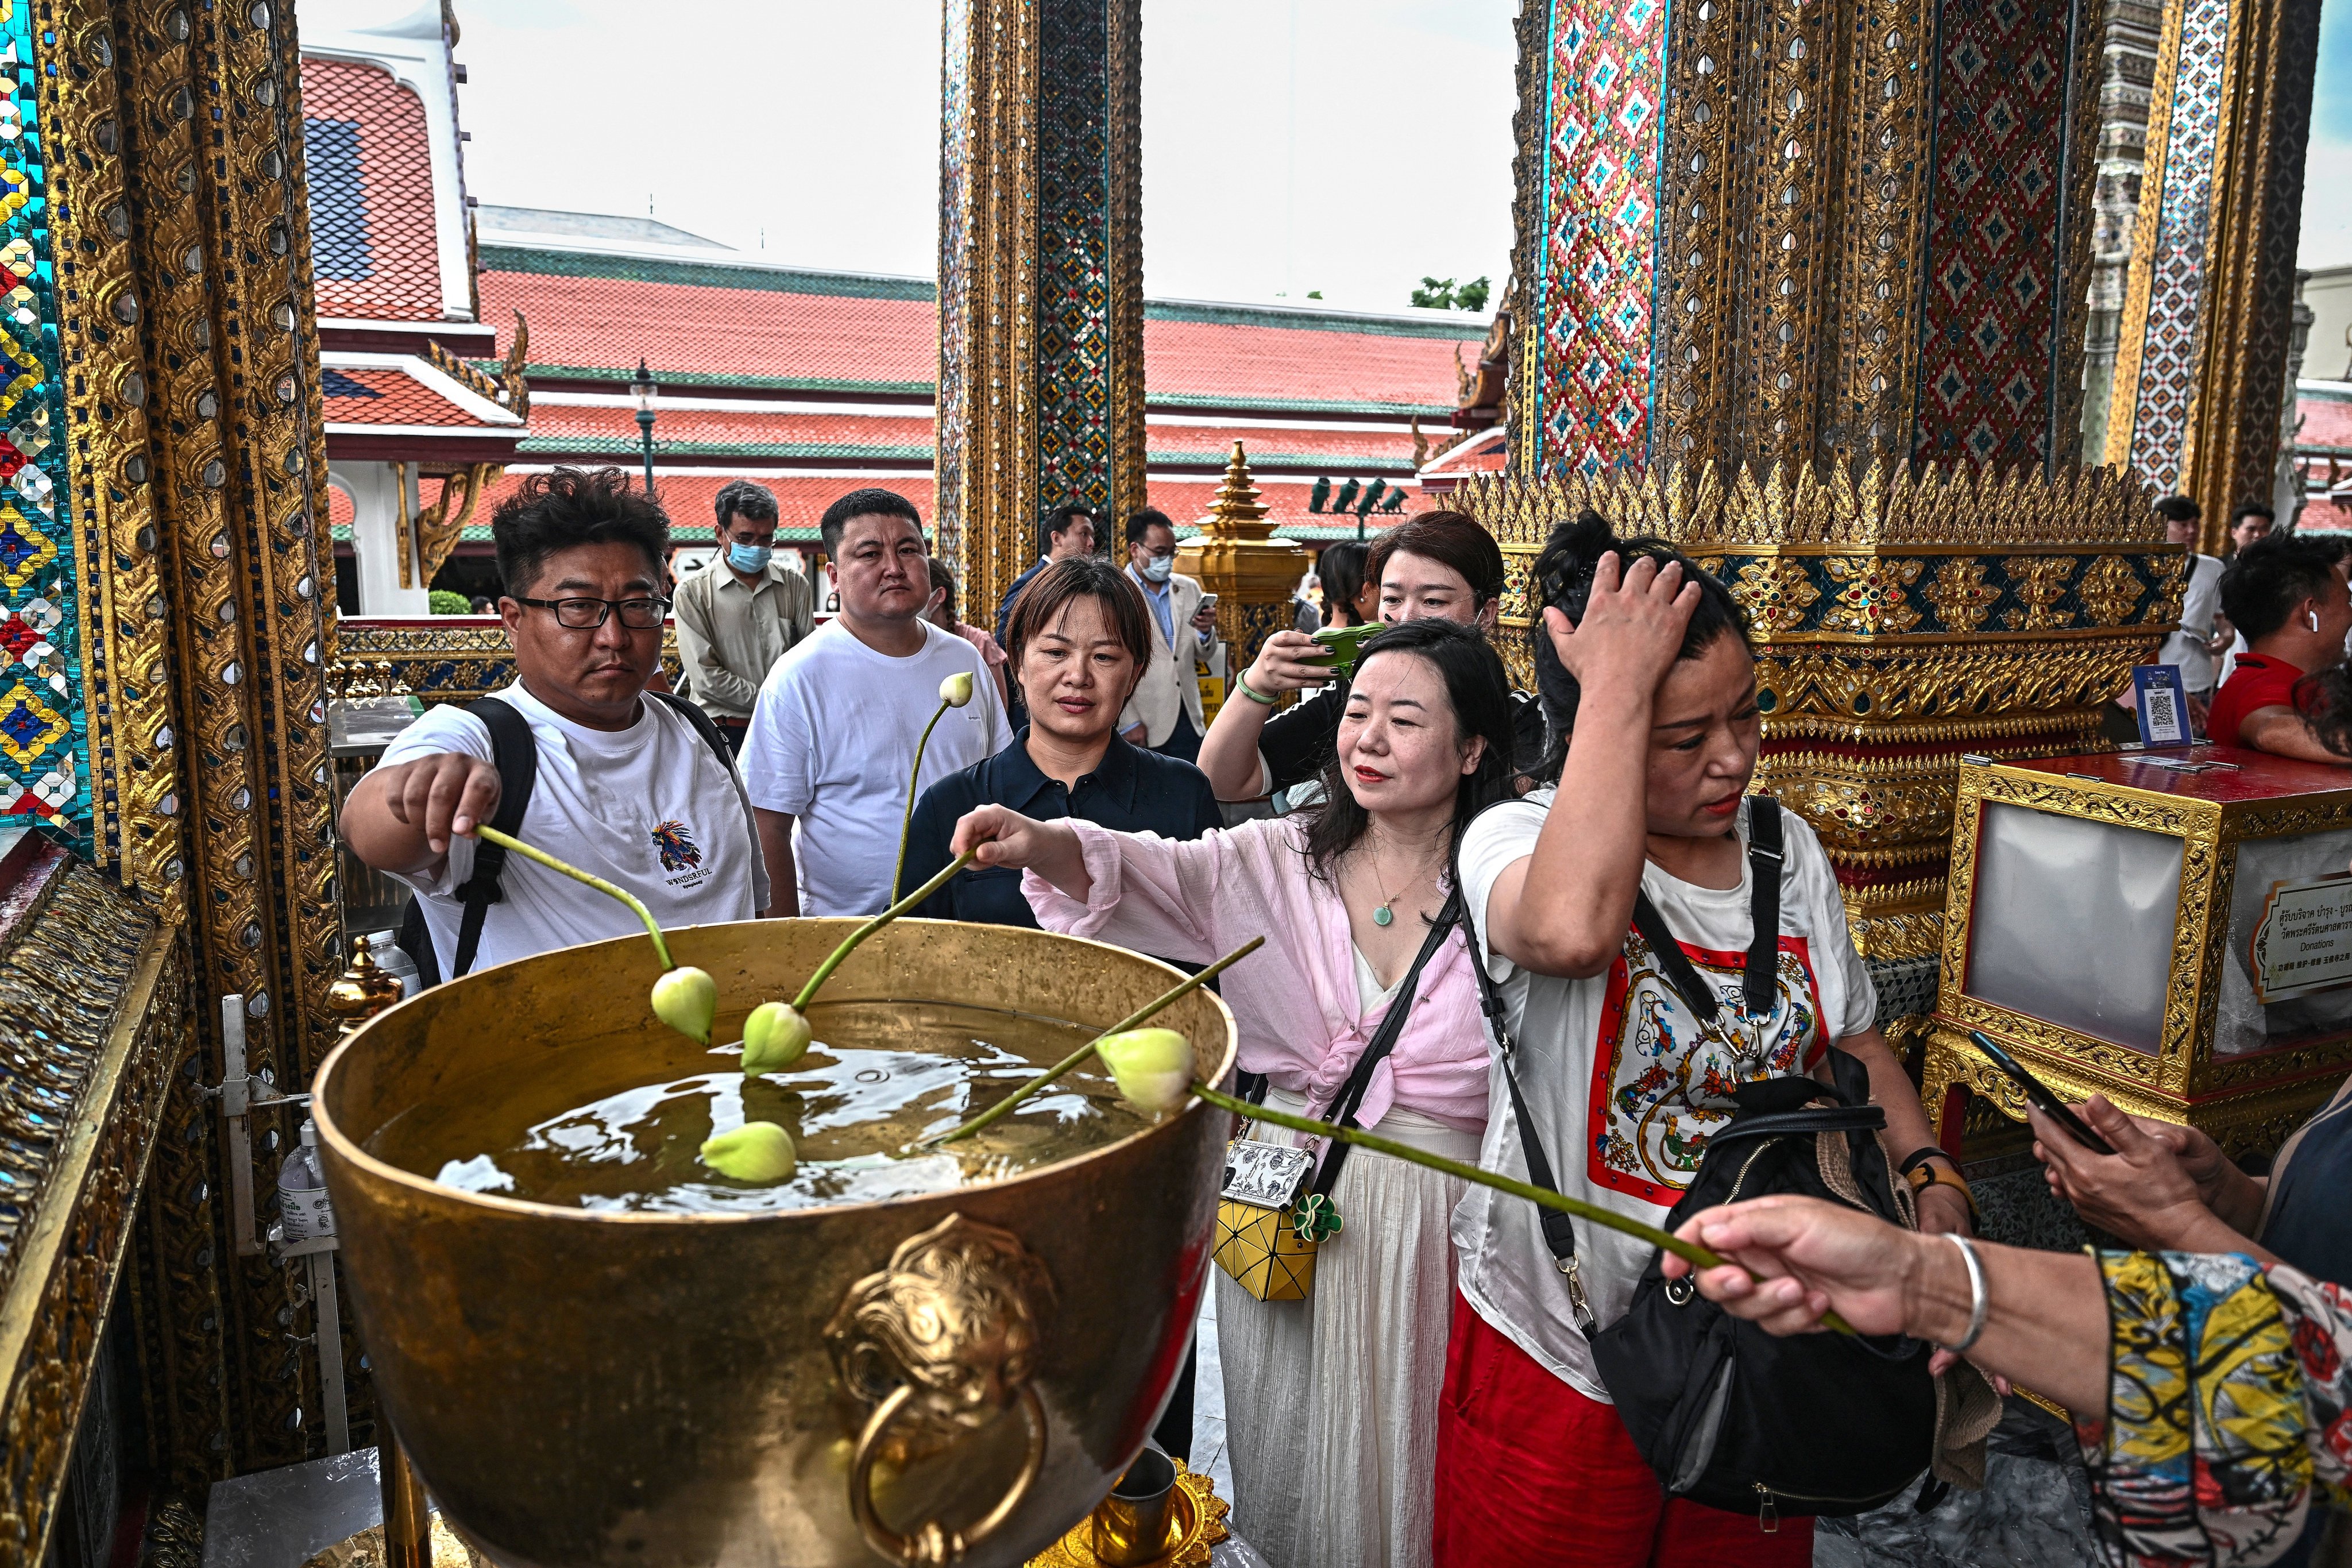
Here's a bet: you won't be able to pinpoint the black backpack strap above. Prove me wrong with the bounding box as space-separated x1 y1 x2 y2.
1454 861 1596 1332
1306 891 1460 1203
1744 796 1784 1017
650 690 735 767
1630 795 1785 1023
449 697 537 979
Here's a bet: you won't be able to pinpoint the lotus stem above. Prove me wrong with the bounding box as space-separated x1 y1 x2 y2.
1189 1083 1858 1337
922 936 1265 1150
474 824 674 971
791 849 978 1013
891 697 953 906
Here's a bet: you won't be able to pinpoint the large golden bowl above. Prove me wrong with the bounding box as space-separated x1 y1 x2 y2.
311 918 1237 1568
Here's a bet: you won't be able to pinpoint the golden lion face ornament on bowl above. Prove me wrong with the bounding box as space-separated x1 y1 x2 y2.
311 916 1235 1568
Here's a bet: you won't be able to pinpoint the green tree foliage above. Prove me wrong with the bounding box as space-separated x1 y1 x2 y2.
428 589 474 615
1409 275 1492 312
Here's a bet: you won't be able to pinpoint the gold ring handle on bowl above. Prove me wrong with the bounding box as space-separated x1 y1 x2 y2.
847 1380 1047 1567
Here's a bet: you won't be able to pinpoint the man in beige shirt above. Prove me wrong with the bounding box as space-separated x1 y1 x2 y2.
671 478 813 754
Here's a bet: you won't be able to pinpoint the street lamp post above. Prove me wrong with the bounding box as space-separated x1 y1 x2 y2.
630 358 658 495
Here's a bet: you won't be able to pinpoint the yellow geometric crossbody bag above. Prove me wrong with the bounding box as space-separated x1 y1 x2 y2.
1212 893 1461 1303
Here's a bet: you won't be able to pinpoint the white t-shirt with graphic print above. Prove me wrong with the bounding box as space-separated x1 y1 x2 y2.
379 681 767 976
1452 790 1876 1401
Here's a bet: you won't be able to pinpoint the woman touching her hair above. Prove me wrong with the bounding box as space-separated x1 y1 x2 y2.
1432 512 1976 1567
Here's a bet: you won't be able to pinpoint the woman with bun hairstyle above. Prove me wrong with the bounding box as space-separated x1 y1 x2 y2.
1432 513 1975 1566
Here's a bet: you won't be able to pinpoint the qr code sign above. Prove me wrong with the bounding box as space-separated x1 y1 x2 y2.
2146 686 2179 736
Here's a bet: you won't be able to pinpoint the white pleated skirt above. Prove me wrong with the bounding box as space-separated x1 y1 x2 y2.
1216 1087 1481 1568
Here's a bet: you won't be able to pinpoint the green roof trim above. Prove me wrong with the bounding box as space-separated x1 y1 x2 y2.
505 368 1455 421
511 363 937 397
1144 298 1488 341
1145 449 1416 473
1147 391 1455 419
480 245 938 302
516 435 936 461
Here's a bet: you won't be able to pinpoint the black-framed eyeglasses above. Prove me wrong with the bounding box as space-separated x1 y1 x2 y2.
513 594 670 630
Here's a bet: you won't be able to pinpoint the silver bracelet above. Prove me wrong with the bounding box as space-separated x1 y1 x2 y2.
1937 1233 1989 1354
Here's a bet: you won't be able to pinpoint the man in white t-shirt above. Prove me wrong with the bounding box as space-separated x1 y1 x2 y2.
2153 495 2223 727
345 467 768 977
741 489 1008 916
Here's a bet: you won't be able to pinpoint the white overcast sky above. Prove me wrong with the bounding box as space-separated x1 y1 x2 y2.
450 0 2348 304
451 0 1520 314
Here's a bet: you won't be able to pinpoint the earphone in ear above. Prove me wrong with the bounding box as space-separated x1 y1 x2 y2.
2312 610 2323 632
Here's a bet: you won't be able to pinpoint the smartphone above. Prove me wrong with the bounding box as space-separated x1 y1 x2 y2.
1304 619 1387 675
1965 1030 2117 1155
1198 593 1219 616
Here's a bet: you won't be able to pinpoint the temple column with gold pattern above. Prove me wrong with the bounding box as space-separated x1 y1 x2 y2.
2100 0 2324 545
0 0 353 1540
1470 0 2176 998
935 0 1145 624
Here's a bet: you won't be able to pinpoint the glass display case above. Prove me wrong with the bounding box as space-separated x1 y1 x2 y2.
1924 747 2352 1157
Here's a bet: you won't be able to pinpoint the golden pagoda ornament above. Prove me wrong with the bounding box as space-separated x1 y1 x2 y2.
1175 441 1308 678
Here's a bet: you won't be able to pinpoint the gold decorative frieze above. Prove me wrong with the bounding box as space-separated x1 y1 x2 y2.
1462 463 2172 963
0 853 180 1566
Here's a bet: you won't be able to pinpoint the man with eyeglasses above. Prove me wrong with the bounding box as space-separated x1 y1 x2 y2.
741 488 1009 916
345 468 768 978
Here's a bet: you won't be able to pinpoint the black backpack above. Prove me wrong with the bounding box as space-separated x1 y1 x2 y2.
393 693 733 986
1464 797 1939 1525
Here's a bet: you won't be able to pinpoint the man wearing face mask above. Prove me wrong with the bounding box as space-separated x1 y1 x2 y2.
1118 508 1216 761
672 478 813 756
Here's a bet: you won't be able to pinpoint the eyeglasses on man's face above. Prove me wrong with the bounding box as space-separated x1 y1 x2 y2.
513 594 671 630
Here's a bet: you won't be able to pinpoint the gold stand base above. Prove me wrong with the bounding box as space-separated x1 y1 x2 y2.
1026 1457 1232 1567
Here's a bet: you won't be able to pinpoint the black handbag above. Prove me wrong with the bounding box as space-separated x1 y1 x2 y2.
1463 797 1938 1525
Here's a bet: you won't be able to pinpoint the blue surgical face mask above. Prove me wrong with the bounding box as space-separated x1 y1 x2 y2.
1139 554 1175 585
727 541 773 574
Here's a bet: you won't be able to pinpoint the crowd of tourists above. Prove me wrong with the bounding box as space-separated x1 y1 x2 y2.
341 466 2352 1568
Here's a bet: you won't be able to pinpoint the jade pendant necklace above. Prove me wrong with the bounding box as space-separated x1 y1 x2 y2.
1366 845 1439 928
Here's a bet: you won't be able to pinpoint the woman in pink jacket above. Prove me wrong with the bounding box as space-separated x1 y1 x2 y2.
952 619 1521 1568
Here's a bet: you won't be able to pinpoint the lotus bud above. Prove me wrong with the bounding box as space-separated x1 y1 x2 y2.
939 671 975 708
1095 1028 1196 1115
650 965 717 1045
742 1001 812 1078
700 1121 798 1182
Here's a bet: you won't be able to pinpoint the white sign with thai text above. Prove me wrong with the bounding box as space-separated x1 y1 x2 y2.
2250 872 2352 1004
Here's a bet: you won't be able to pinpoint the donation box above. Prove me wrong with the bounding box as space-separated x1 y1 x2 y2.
1923 747 2352 1157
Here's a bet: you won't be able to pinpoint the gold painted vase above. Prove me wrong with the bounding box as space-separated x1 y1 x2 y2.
311 918 1237 1568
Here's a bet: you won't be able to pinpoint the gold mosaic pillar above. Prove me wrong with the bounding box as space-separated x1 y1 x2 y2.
935 0 1145 621
2102 0 2323 545
20 0 346 1497
1478 0 2149 979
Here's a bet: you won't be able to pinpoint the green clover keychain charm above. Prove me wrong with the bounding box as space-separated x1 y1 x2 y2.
1292 1192 1343 1243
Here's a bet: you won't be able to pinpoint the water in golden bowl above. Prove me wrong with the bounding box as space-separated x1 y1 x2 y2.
373 1001 1152 1214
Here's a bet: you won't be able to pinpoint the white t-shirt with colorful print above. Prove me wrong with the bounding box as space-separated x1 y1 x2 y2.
1452 790 1876 1401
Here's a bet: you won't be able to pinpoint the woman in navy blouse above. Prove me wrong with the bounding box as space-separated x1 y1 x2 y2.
899 555 1223 925
897 553 1222 1462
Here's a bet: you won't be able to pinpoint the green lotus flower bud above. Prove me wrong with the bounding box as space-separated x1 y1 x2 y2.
939 670 975 708
700 1121 798 1182
1095 1028 1196 1115
650 965 717 1045
741 1001 812 1077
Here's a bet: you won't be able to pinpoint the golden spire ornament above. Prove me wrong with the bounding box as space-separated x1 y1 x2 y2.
1204 441 1276 540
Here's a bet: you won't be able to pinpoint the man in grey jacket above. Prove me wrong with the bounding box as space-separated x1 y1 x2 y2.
672 478 813 755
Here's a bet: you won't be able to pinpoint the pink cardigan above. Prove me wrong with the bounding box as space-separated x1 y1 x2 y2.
1022 816 1490 1134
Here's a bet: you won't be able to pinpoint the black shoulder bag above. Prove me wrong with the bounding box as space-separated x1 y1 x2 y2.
393 693 731 986
1463 797 1938 1525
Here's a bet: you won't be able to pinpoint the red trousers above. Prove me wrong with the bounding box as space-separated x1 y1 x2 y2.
1432 1293 1815 1567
